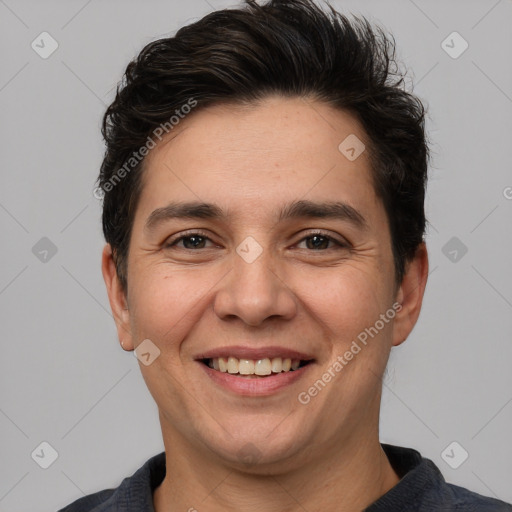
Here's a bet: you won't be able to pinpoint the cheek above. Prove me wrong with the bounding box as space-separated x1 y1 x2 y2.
127 267 201 344
296 266 390 343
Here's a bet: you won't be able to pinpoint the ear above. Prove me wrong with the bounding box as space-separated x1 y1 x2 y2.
392 243 429 347
101 243 134 351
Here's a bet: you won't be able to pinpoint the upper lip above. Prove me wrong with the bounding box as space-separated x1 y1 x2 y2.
194 345 315 361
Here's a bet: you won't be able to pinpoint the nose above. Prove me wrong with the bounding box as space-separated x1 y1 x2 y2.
213 245 297 327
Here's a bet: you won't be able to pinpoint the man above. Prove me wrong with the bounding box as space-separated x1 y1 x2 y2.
59 0 512 510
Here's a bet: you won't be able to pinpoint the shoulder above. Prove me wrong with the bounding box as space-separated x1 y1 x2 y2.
437 480 512 511
57 452 166 512
368 444 512 511
57 489 115 512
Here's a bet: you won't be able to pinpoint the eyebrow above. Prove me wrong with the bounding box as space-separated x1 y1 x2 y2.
144 199 368 233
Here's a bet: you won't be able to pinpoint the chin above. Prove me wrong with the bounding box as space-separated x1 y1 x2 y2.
203 424 309 472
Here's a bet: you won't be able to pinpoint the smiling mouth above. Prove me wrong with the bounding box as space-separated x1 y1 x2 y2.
201 357 313 378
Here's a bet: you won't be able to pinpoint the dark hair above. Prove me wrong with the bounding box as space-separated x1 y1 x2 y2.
97 0 429 293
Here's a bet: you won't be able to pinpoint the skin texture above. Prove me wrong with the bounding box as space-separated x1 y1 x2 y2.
102 96 428 511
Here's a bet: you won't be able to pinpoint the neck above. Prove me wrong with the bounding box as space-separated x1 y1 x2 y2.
153 425 399 512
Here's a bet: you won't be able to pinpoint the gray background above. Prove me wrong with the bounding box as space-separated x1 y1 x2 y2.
0 0 511 510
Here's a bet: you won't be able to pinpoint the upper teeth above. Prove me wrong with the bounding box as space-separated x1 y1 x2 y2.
209 357 301 375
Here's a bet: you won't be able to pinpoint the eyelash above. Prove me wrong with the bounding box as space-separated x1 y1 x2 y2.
164 230 349 251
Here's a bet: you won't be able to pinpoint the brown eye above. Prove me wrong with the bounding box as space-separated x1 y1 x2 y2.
296 232 348 251
164 231 215 250
305 235 331 250
179 235 208 249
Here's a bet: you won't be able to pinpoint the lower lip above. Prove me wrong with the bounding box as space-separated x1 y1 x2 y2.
199 362 312 396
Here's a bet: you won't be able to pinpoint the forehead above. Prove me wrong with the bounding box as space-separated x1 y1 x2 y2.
137 96 378 225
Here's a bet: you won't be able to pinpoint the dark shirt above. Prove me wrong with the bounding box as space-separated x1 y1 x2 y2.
58 444 511 511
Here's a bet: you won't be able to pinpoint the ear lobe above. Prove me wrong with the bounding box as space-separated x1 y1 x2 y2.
101 243 134 351
392 243 429 347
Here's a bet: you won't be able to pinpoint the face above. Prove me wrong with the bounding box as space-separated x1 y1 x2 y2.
103 96 427 471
